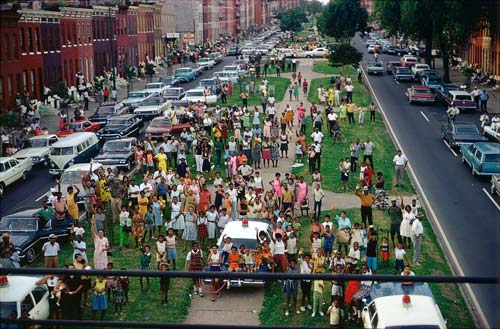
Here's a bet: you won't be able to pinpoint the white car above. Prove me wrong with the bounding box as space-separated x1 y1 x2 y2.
223 65 247 76
197 58 216 70
144 82 169 97
182 88 218 104
0 157 33 196
13 134 59 166
412 63 431 78
0 276 50 322
134 97 172 118
303 47 329 58
362 294 447 329
484 123 500 143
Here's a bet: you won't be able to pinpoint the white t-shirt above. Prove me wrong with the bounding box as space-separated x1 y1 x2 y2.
74 227 85 237
313 189 325 202
327 113 338 121
345 85 354 92
393 154 408 166
311 131 324 143
321 221 333 230
139 183 153 197
395 248 406 260
128 185 140 198
119 211 130 226
348 248 360 264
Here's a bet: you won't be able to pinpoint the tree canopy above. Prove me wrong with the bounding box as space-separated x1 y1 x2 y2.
317 0 368 43
328 44 363 69
277 7 308 32
299 0 324 15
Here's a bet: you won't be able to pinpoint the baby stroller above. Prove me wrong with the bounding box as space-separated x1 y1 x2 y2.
374 188 389 209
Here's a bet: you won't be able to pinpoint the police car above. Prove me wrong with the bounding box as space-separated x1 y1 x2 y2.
0 276 50 323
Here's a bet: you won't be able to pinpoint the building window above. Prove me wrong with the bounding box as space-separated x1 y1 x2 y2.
20 28 25 52
69 59 74 82
28 28 33 52
88 24 91 43
35 28 40 52
8 75 13 99
5 35 11 60
0 76 3 105
77 24 81 44
38 68 43 97
31 70 35 93
63 60 68 84
55 28 60 50
73 24 77 45
23 70 28 92
16 73 21 94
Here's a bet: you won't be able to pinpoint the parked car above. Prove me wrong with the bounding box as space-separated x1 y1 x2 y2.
483 124 500 143
421 75 444 90
197 57 216 70
143 82 170 96
223 65 247 76
53 162 105 203
145 117 191 138
122 90 155 109
174 67 197 82
96 114 143 140
407 85 435 104
400 55 418 67
0 209 74 263
441 123 487 149
213 71 240 84
0 157 33 196
227 46 241 56
48 133 100 175
0 275 50 321
190 63 204 77
56 119 101 137
393 67 414 82
461 142 500 176
134 97 172 118
366 62 384 75
208 52 223 64
303 47 328 58
88 102 129 125
94 138 136 171
164 87 185 101
435 84 459 102
441 90 476 110
412 63 431 80
182 88 218 104
491 175 500 196
386 61 402 74
13 134 59 167
158 75 181 87
199 79 222 95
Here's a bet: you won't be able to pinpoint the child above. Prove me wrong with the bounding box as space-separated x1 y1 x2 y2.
113 282 124 315
159 263 170 304
311 269 325 317
243 248 254 272
292 217 302 239
295 141 303 163
139 245 152 291
119 206 131 248
92 275 108 320
228 246 241 272
350 223 362 251
365 230 378 273
327 299 342 327
380 237 390 266
165 228 179 270
145 206 155 242
221 235 233 265
310 232 322 257
105 262 116 302
254 246 264 271
283 260 300 316
322 226 334 260
156 235 167 270
394 243 408 274
285 231 298 263
50 280 65 307
119 270 130 305
197 212 208 250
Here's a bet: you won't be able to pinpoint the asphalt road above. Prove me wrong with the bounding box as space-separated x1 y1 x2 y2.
353 35 499 328
0 56 235 217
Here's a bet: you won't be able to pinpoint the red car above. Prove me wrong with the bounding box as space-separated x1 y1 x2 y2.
145 117 191 139
407 85 435 104
56 119 102 137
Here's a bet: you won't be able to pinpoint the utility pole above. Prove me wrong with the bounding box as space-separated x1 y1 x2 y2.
108 7 117 91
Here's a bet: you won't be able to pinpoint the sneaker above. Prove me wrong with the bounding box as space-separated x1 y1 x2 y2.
199 293 204 297
296 310 301 315
216 293 221 298
300 306 305 312
311 313 316 318
319 311 325 316
194 291 198 295
307 305 312 310
285 311 289 316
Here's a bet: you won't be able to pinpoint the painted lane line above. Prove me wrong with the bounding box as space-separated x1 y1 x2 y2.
420 111 430 122
442 140 458 157
360 66 490 329
35 192 49 202
482 188 500 211
395 80 400 85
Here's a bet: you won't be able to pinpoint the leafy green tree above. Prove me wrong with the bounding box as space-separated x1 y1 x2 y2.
328 44 363 74
299 0 324 15
317 0 368 44
278 7 308 32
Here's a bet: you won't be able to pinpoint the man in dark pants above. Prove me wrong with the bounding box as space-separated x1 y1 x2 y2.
388 198 403 248
355 185 375 226
480 89 489 113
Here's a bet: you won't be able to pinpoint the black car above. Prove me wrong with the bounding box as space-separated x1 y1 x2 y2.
386 46 404 56
96 114 143 141
393 67 414 82
441 123 487 149
88 102 129 125
158 75 181 87
0 209 74 263
435 84 459 102
94 138 137 171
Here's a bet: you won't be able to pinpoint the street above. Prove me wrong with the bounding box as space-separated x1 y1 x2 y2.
353 35 500 328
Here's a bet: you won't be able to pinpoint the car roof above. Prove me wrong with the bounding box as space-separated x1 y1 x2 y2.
64 162 103 172
219 220 270 240
472 142 500 153
104 137 135 144
29 134 57 140
411 85 431 90
151 117 171 122
109 114 135 119
0 276 44 302
373 295 445 328
51 132 97 147
448 90 471 96
2 208 40 218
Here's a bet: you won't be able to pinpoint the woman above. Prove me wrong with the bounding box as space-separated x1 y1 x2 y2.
66 185 80 221
170 196 184 236
131 206 145 248
270 137 279 168
91 216 109 270
252 138 262 169
207 245 223 302
280 130 289 158
295 176 308 208
238 197 249 218
285 105 294 129
73 253 91 307
293 82 300 101
263 118 272 139
182 206 198 251
261 137 271 168
201 146 211 178
400 201 415 249
92 276 108 320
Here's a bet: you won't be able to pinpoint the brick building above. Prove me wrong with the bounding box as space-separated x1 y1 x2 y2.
462 22 499 77
137 3 154 63
0 8 21 107
92 6 116 76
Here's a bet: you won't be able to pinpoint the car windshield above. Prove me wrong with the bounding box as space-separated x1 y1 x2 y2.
456 126 479 134
127 92 146 98
224 66 237 71
398 68 411 73
187 91 204 97
0 302 17 319
141 99 162 106
51 147 74 156
218 238 258 251
176 68 191 73
150 119 171 127
405 58 417 62
0 217 38 231
60 170 84 184
484 154 500 163
455 95 472 101
24 139 48 148
103 141 131 153
415 89 432 94
369 63 382 67
97 106 115 115
68 123 82 131
107 118 128 126
200 80 216 87
145 84 162 89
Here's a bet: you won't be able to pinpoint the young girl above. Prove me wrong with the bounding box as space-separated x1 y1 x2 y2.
50 280 65 307
327 299 342 327
243 248 254 272
105 262 116 303
119 270 130 305
380 237 390 266
295 141 303 163
139 245 152 291
92 276 108 320
283 260 300 316
113 282 124 315
144 206 155 242
228 246 241 272
285 231 298 263
221 235 233 265
197 212 208 250
310 232 322 257
159 263 170 304
312 269 325 317
323 226 334 259
156 235 167 270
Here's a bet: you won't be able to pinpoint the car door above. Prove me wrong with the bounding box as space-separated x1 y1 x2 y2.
3 161 14 185
20 293 35 318
473 149 483 169
30 286 50 320
7 159 20 184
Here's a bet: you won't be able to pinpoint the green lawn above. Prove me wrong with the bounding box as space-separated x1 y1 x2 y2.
216 77 290 107
259 209 474 328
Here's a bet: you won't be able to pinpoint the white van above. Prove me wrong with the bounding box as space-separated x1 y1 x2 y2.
213 71 240 84
49 132 99 174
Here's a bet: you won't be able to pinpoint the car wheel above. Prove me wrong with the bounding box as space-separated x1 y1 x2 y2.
0 183 4 196
22 171 28 181
26 247 36 263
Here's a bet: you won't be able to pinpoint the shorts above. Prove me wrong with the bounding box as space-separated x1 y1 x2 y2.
331 284 344 297
167 248 177 260
283 282 299 295
366 256 377 271
301 280 311 295
209 265 222 272
282 202 292 211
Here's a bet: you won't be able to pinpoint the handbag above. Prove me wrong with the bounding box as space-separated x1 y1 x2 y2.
336 228 351 244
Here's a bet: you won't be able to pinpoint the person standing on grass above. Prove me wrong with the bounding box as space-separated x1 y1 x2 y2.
312 183 325 218
186 242 204 297
42 234 60 268
346 100 356 124
349 140 361 172
393 149 408 188
345 83 354 102
388 198 403 248
92 275 108 320
159 263 171 304
355 185 375 226
283 260 300 316
411 214 424 265
311 269 325 317
369 102 376 122
362 138 375 168
139 245 152 291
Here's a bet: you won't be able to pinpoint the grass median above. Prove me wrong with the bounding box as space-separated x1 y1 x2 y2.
259 209 474 328
216 77 290 107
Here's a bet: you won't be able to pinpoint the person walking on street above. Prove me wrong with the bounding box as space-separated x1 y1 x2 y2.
411 214 424 265
393 150 408 188
480 89 489 113
471 87 481 109
355 185 375 226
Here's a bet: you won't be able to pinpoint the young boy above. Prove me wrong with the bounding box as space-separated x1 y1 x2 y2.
165 228 179 270
113 282 124 315
394 243 409 274
312 269 325 317
327 299 341 327
145 206 155 242
159 263 170 304
139 245 152 291
283 260 300 316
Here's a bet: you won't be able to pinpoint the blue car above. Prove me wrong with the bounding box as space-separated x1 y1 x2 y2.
460 142 500 176
174 67 197 82
0 209 74 264
422 75 443 90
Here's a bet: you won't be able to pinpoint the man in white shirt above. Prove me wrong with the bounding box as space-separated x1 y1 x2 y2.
327 111 338 136
238 163 254 181
345 84 354 102
153 167 168 184
411 214 424 265
392 150 408 188
310 128 324 143
362 138 375 168
139 179 153 198
313 183 325 218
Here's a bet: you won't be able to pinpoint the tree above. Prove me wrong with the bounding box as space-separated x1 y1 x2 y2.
317 0 368 44
299 0 324 15
277 7 308 32
328 44 363 74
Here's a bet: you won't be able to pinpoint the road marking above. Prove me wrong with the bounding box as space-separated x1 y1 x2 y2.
442 140 458 157
482 188 500 211
361 65 490 329
35 192 49 202
395 80 400 85
420 111 430 122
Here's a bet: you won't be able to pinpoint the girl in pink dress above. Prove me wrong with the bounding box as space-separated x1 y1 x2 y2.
263 119 272 139
230 152 238 175
91 218 109 270
269 173 283 208
295 176 308 207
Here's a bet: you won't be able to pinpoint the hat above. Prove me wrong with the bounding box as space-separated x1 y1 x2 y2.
48 234 57 239
391 198 397 202
363 186 369 191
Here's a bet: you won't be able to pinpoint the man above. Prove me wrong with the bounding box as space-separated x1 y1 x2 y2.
393 150 408 188
312 184 325 219
310 127 324 144
479 89 489 113
388 198 403 247
0 233 17 268
52 192 67 220
327 111 338 136
217 208 231 239
362 138 375 168
349 140 361 172
240 91 248 107
313 140 322 172
411 213 424 265
238 162 254 181
355 185 376 226
35 200 56 228
110 178 125 224
345 83 354 102
281 184 294 213
42 234 60 268
471 87 481 109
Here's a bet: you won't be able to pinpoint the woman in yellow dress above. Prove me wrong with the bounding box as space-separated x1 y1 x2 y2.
66 185 80 221
155 148 168 171
328 87 335 106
